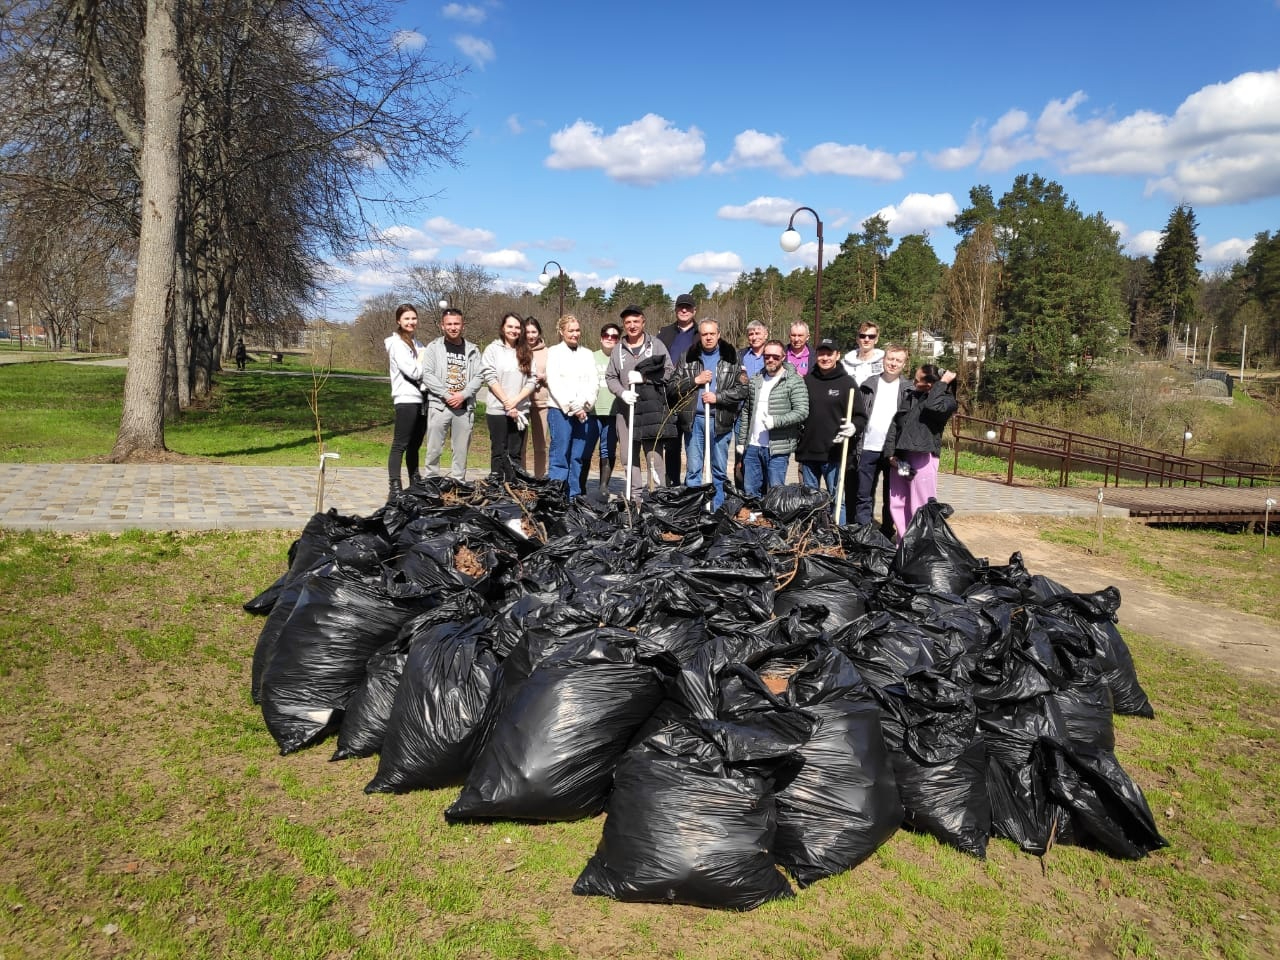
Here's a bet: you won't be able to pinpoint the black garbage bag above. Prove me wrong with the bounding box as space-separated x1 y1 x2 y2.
838 523 897 580
573 718 796 910
1041 587 1154 718
769 646 903 887
250 556 332 704
894 500 983 595
243 512 391 613
979 696 1069 856
643 484 716 532
774 553 869 633
761 483 833 526
970 607 1064 704
364 616 501 793
259 568 436 755
1052 675 1116 754
832 612 939 691
333 591 490 761
1042 741 1169 859
877 673 990 858
446 628 669 821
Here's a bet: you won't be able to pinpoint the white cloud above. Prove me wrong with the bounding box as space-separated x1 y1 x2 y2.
869 193 961 235
453 34 494 66
506 114 524 135
678 251 744 273
353 268 402 290
407 247 441 262
442 3 486 23
601 274 642 293
392 30 427 51
467 248 531 270
424 216 496 249
781 240 822 268
533 237 575 253
926 125 983 170
545 113 705 186
1124 230 1164 258
970 69 1280 205
980 108 1047 170
716 196 801 226
379 225 429 247
710 130 800 175
1201 236 1254 266
801 142 913 180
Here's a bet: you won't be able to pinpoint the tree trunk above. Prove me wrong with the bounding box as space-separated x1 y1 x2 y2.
110 0 183 461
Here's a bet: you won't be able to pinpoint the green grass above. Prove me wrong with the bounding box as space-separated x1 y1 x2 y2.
0 528 1275 960
0 360 493 468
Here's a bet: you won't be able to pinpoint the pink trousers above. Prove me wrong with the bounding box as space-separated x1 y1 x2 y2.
888 451 939 539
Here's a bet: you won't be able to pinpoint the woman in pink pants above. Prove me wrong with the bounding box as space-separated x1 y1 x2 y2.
887 364 958 539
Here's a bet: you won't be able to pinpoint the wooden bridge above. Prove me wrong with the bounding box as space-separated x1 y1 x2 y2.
951 416 1280 524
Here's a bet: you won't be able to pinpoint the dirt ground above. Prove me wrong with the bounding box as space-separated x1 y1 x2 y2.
949 516 1278 683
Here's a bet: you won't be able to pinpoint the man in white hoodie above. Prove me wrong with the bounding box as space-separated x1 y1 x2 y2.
842 321 885 385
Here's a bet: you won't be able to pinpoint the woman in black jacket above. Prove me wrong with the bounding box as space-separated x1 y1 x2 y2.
886 363 957 537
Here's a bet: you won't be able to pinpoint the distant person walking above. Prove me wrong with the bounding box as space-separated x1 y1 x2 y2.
480 312 537 481
234 337 247 371
383 303 428 500
422 307 483 481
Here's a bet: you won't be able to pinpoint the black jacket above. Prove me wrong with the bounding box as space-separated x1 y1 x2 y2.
795 364 856 463
886 380 958 455
672 340 747 434
852 374 911 458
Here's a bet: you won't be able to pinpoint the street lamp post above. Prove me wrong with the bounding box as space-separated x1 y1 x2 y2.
538 261 566 319
779 207 824 345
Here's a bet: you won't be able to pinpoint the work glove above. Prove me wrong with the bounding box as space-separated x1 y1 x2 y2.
837 420 856 440
627 370 645 386
514 411 529 431
621 389 638 406
736 445 746 456
762 414 775 430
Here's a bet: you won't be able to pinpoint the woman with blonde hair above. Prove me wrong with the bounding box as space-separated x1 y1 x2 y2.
544 314 600 498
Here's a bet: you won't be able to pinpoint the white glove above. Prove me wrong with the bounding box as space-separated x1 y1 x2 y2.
514 411 529 431
627 370 645 386
762 414 775 430
620 389 638 406
737 445 746 456
837 420 856 440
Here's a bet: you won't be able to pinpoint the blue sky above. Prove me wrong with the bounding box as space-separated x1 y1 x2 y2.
330 0 1280 320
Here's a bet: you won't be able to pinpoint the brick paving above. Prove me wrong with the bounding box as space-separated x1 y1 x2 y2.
0 462 1129 534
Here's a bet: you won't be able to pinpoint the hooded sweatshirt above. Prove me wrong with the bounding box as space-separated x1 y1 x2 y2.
385 333 426 404
795 362 856 463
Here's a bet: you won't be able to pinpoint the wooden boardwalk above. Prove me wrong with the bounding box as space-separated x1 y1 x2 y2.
1043 483 1280 523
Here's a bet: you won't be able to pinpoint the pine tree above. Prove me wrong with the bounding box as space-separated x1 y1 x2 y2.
1141 205 1201 357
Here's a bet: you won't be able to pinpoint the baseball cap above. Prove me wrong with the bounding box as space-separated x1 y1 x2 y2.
619 304 645 319
815 337 839 352
675 293 696 309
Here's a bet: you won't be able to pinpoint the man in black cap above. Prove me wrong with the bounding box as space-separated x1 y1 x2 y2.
605 304 676 496
794 337 857 522
657 292 699 484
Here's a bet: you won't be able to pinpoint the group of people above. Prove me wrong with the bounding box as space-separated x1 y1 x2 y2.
383 298 957 539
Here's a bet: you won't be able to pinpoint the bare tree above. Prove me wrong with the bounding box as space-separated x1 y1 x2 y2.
947 222 1001 403
405 260 497 316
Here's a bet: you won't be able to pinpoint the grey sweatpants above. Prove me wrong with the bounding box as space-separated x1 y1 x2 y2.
425 402 474 480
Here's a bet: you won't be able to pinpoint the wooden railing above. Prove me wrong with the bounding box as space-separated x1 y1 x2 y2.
949 416 1276 489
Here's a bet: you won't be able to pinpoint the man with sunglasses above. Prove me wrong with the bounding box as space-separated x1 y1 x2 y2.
842 322 884 385
657 293 701 485
735 339 809 497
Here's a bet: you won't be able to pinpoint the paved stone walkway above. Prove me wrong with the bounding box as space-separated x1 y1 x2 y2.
0 462 1128 534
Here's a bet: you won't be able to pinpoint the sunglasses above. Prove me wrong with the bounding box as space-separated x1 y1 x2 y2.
763 353 784 361
600 332 619 340
858 333 878 340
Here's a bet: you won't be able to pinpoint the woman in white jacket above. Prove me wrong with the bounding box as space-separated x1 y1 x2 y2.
545 314 600 498
383 303 427 500
480 312 537 481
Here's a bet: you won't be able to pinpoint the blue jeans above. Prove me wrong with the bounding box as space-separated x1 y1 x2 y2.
743 444 789 497
685 416 732 508
800 460 846 524
548 409 600 498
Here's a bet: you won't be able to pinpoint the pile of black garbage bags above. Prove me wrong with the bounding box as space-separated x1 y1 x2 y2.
245 476 1167 911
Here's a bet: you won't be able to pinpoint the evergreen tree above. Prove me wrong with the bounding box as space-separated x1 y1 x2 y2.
1141 204 1201 356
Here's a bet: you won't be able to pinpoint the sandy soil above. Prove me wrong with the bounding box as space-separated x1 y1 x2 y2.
948 516 1278 683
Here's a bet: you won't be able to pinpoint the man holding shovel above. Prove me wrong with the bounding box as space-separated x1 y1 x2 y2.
605 304 675 499
794 337 857 522
674 319 746 509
